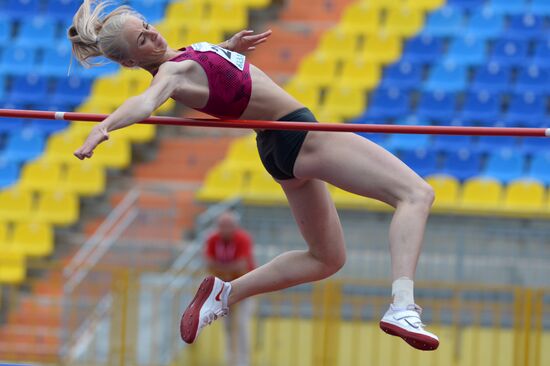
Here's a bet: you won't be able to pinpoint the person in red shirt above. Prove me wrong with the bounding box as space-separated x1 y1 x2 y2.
204 211 255 366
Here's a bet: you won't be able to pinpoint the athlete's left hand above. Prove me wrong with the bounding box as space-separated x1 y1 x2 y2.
226 29 272 53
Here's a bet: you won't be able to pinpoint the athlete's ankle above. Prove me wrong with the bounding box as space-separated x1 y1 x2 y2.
392 276 415 308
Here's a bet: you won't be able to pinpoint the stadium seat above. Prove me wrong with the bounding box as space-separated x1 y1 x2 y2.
224 134 262 172
0 46 37 75
386 134 430 153
527 153 550 185
0 221 7 246
3 0 40 18
381 61 422 91
338 2 381 35
2 129 45 163
90 138 132 169
0 17 11 46
38 45 73 77
364 88 410 119
52 75 93 106
531 0 550 15
337 59 381 90
444 37 486 66
11 222 54 257
28 119 69 135
400 149 438 177
514 65 550 94
465 8 504 39
209 2 247 32
9 74 49 104
519 137 548 155
402 35 443 64
128 0 165 23
505 14 546 41
0 250 25 284
503 179 546 212
154 22 184 47
0 159 19 189
284 81 321 111
447 0 480 10
318 27 360 61
165 0 205 23
532 39 550 68
45 0 81 18
490 38 529 67
416 91 457 122
197 163 246 202
471 62 512 93
504 92 546 127
384 7 424 37
475 136 519 153
424 62 467 92
489 0 528 15
0 188 33 221
460 91 501 125
425 174 460 208
460 178 503 210
243 169 286 205
63 162 106 196
186 26 224 45
321 86 366 120
295 52 338 87
483 149 525 183
15 17 57 46
405 0 444 11
20 159 62 192
441 149 482 181
432 135 473 153
35 190 79 225
423 6 464 37
43 132 82 164
361 34 402 64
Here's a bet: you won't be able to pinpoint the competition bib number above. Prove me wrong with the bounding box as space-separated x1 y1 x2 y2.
191 42 246 71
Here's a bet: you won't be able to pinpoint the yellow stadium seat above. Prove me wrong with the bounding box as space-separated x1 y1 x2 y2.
284 80 321 111
460 178 503 211
360 0 403 9
63 162 106 197
361 34 402 64
11 222 54 257
243 169 287 205
339 3 381 35
110 124 157 143
384 7 424 37
0 221 8 246
196 163 246 202
225 135 263 173
337 58 381 90
243 0 270 9
90 76 131 105
186 26 224 45
165 1 206 23
405 0 445 11
0 188 33 221
154 21 186 47
35 190 79 225
426 174 460 209
318 27 360 61
295 52 338 87
311 109 344 124
76 99 118 114
503 179 546 213
209 2 247 32
19 159 62 192
321 86 366 120
90 138 131 169
0 250 25 284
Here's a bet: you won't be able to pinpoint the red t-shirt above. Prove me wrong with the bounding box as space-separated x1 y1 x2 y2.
204 229 256 280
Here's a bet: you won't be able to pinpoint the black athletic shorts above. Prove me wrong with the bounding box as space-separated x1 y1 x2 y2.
256 108 317 180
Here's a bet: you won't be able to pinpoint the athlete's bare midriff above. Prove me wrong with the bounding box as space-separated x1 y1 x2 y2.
161 59 304 121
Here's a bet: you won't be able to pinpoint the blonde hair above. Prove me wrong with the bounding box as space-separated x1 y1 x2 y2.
67 0 143 68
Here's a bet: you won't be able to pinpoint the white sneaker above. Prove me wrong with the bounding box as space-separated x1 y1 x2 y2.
180 276 230 344
379 304 439 351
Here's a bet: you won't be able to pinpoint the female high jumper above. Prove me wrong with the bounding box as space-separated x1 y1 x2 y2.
69 0 439 351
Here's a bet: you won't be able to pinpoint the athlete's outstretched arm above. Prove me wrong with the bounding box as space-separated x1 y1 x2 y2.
74 64 179 160
218 29 272 53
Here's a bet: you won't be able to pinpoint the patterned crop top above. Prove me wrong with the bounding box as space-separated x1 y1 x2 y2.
163 42 252 119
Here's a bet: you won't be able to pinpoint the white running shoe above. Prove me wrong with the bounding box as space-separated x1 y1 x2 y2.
379 304 439 351
180 276 230 344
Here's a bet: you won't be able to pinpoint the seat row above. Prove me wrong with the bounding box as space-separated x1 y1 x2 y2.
0 221 53 258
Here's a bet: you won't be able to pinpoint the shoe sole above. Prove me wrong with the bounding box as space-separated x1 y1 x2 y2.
379 321 439 351
180 276 215 344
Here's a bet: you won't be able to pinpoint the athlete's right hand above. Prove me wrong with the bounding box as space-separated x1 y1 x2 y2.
74 125 109 160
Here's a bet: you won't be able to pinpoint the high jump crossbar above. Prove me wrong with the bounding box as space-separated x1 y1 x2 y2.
0 108 548 137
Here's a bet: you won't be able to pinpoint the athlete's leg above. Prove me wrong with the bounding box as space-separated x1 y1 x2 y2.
294 131 434 283
228 178 346 306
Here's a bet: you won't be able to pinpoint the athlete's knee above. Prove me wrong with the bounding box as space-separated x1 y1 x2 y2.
400 180 434 209
311 243 346 278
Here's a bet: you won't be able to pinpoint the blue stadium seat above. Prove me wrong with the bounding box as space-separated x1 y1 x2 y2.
2 129 45 163
386 134 430 153
460 91 501 125
528 153 550 185
442 149 482 181
28 119 69 134
471 62 512 93
8 74 49 104
0 159 19 189
433 135 473 153
52 75 93 106
531 0 550 15
381 61 422 90
423 7 464 37
128 0 166 23
504 92 546 127
532 39 550 68
0 46 37 75
69 56 120 77
447 0 480 10
45 0 81 18
15 17 57 46
488 0 527 15
402 35 443 64
365 88 410 119
424 62 467 92
0 119 25 134
505 14 546 41
483 149 525 183
444 36 486 66
465 8 504 40
2 0 41 18
0 17 12 46
520 137 549 155
38 45 72 76
514 65 550 94
416 91 457 122
401 149 439 177
0 76 5 100
476 136 519 153
490 38 529 67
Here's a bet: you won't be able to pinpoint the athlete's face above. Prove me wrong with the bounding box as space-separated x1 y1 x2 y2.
121 16 167 67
